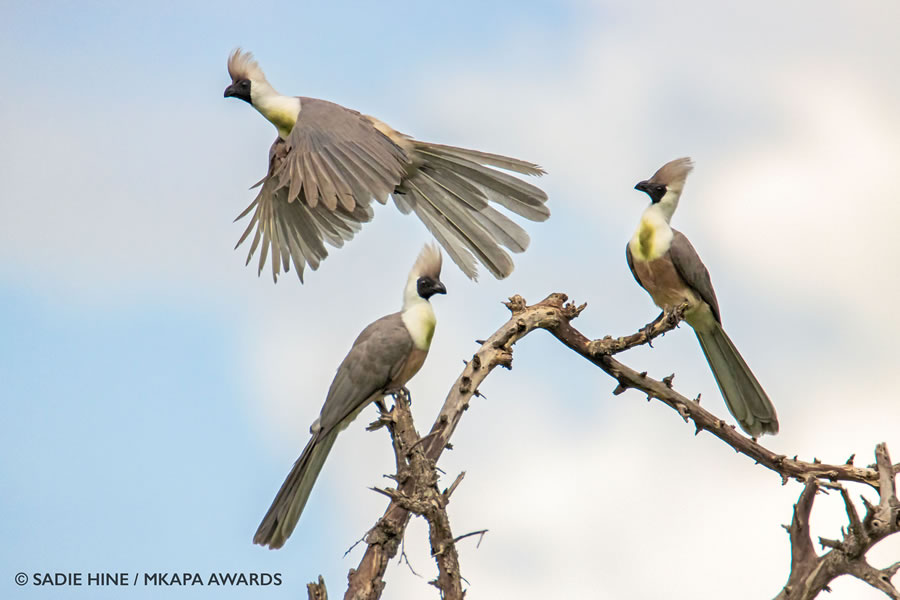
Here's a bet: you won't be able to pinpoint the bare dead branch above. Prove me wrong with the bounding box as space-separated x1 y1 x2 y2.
307 575 328 600
345 389 465 600
535 294 888 488
785 478 819 582
775 445 900 599
336 293 898 599
588 302 688 355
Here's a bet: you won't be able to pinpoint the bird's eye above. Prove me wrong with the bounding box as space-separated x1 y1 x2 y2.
656 185 666 195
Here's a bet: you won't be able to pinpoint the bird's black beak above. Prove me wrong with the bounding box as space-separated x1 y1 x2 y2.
224 84 237 98
634 180 650 193
432 281 447 295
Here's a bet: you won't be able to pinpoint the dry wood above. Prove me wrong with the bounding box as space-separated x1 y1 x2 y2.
302 293 900 599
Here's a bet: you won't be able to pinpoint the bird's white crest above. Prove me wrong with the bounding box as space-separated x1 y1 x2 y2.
648 157 694 192
227 48 268 83
408 243 443 281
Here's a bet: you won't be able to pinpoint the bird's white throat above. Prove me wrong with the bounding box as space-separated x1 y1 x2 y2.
402 279 437 350
630 203 674 262
250 83 300 139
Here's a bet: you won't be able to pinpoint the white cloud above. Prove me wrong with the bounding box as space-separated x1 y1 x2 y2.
4 1 899 598
274 3 900 598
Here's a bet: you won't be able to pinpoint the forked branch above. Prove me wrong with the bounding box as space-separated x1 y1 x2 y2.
313 293 898 599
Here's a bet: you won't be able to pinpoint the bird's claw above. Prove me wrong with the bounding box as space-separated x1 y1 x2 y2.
392 386 412 405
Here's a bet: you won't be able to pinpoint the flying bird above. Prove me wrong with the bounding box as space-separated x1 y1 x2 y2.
253 244 446 549
626 158 779 437
223 49 549 282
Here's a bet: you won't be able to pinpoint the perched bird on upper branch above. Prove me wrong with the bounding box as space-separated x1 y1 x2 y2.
223 49 549 283
253 244 446 549
625 158 779 437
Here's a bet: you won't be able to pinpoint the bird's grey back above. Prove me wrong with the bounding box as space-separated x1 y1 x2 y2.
316 312 411 435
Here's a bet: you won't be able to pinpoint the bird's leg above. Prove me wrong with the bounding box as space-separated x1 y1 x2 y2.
374 398 389 415
642 311 666 347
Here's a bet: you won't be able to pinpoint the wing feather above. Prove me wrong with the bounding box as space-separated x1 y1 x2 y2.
668 229 721 322
233 99 407 280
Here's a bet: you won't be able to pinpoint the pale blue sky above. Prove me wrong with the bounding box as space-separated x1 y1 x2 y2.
2 1 899 599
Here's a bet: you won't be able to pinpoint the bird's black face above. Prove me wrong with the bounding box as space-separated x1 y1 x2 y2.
224 79 252 104
417 276 447 300
635 180 667 204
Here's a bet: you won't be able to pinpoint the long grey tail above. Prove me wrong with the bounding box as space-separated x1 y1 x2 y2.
253 428 340 549
394 141 550 280
695 322 779 437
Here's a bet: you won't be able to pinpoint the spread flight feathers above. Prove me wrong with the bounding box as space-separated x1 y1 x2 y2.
224 49 549 283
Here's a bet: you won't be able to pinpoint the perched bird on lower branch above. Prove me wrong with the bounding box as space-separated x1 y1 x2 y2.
253 244 446 549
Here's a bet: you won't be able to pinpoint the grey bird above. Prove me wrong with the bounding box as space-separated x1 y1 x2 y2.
625 158 779 437
253 244 446 549
223 49 549 283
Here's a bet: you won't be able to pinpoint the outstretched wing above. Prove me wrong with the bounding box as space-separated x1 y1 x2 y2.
235 98 409 282
234 97 550 282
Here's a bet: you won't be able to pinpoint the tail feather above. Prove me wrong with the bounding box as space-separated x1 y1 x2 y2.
695 323 779 437
416 142 547 176
253 429 339 549
405 174 514 279
417 149 549 214
400 141 548 279
470 205 530 253
407 198 481 279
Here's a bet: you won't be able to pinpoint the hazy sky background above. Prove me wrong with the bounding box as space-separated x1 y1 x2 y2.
2 1 899 598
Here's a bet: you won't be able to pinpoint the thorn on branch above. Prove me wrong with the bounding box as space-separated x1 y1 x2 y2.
662 373 675 388
503 295 527 314
562 301 587 320
861 494 876 514
370 486 397 500
847 454 856 465
612 383 628 396
443 472 466 502
819 537 843 550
